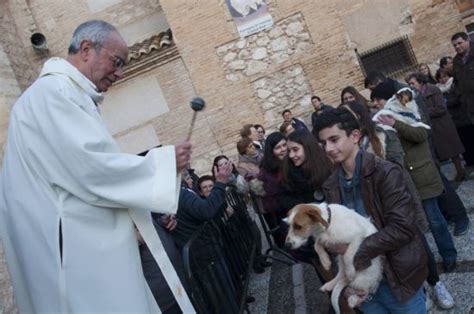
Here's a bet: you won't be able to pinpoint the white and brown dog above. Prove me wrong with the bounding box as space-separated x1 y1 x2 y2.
285 203 383 313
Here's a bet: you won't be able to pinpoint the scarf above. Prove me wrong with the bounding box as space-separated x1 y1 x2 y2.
337 149 368 217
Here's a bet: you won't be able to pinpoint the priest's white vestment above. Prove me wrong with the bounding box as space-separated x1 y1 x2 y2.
0 58 188 313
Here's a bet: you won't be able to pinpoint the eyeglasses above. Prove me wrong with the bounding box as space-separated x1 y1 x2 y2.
101 47 126 70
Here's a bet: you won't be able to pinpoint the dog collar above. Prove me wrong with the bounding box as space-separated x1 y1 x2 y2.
326 205 332 227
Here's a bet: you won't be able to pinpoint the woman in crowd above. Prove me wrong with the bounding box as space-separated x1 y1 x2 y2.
281 129 334 209
436 68 474 167
212 155 271 274
419 63 437 84
257 132 288 246
254 124 266 150
236 137 263 180
439 56 454 76
340 86 370 111
342 101 454 310
407 72 466 181
240 123 263 152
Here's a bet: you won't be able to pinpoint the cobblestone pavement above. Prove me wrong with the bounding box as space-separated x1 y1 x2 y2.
248 163 474 314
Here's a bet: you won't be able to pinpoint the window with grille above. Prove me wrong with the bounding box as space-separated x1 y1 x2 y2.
355 36 418 78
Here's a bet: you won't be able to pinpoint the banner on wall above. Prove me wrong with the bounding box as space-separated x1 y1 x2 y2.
226 0 273 38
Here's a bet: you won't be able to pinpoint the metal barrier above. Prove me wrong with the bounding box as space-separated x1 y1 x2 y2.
248 192 297 266
183 187 256 314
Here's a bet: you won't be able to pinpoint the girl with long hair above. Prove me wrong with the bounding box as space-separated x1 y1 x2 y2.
281 130 334 207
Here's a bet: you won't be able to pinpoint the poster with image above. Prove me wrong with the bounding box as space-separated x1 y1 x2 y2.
226 0 273 38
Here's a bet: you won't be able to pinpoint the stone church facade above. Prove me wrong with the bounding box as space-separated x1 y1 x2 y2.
0 0 471 311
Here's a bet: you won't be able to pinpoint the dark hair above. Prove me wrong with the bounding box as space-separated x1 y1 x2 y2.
240 124 254 138
311 95 321 102
313 108 360 137
282 109 291 116
279 121 292 135
435 68 452 81
364 71 386 88
418 63 435 83
405 72 427 85
212 155 238 179
343 102 383 157
197 175 214 192
340 86 369 110
451 32 469 42
254 124 265 133
282 130 333 191
439 56 453 68
237 137 253 155
260 132 286 173
370 80 397 101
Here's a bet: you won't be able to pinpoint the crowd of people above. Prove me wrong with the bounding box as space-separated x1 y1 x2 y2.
1 17 473 314
153 31 474 313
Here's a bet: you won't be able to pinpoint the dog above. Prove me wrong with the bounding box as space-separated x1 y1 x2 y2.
285 203 383 314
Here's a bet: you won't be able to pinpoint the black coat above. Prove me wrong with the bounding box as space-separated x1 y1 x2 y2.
453 42 474 122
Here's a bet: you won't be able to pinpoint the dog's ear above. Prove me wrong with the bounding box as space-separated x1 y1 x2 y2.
301 204 329 228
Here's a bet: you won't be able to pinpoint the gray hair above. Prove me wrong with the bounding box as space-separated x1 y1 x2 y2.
68 20 118 54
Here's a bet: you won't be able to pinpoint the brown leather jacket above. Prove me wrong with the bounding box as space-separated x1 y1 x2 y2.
322 151 427 302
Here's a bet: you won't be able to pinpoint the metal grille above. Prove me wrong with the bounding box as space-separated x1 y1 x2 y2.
356 36 418 78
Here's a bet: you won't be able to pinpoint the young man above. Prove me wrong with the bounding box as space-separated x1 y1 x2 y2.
314 109 428 313
311 95 333 128
282 109 309 132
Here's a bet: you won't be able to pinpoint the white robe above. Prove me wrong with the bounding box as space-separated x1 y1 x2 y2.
0 58 193 313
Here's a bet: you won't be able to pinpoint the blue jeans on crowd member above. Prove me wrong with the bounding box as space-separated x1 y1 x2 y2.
422 198 457 264
360 281 426 313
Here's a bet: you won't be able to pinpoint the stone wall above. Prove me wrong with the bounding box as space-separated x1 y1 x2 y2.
252 64 312 131
217 12 313 81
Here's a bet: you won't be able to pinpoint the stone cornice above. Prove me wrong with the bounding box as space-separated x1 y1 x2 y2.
119 30 180 83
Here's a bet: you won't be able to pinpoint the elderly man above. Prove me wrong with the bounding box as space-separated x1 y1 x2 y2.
0 20 193 312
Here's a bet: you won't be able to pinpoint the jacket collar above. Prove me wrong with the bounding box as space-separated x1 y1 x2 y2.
39 57 104 104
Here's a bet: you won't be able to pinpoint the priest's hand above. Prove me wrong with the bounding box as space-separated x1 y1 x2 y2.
175 141 192 173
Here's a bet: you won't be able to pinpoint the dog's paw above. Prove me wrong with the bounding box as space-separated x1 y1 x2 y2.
320 282 334 292
321 258 332 271
345 266 356 281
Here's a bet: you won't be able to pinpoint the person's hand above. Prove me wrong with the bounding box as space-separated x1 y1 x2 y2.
325 243 348 254
213 161 233 184
377 115 395 127
161 214 177 231
175 141 192 173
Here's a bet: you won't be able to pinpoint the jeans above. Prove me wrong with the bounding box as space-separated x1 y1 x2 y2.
422 198 457 264
360 281 426 313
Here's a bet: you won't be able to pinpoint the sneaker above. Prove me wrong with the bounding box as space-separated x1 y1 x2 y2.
454 218 470 236
433 281 454 309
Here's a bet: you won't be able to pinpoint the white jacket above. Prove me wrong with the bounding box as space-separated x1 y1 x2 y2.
0 58 193 313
